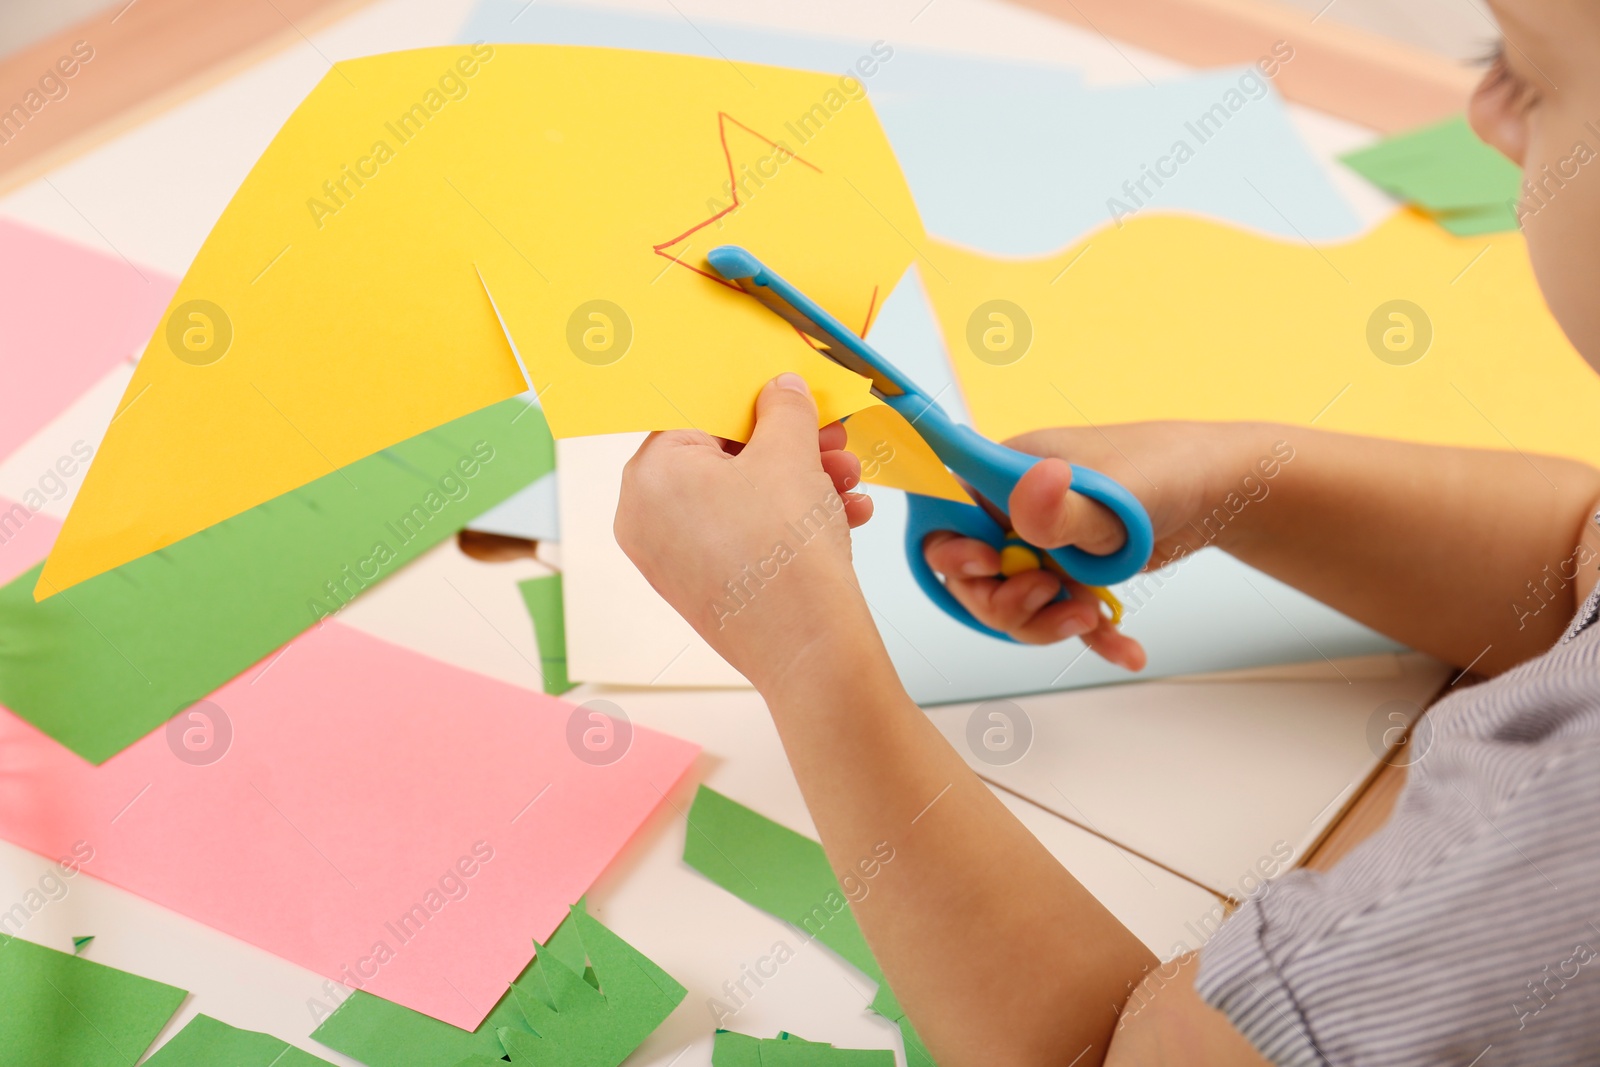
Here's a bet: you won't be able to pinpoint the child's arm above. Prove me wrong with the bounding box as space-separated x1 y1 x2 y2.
929 423 1600 676
616 377 1267 1065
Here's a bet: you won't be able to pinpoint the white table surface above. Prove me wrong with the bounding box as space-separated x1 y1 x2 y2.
0 0 1419 1063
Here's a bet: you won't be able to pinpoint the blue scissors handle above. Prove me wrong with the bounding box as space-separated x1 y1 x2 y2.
883 394 1151 588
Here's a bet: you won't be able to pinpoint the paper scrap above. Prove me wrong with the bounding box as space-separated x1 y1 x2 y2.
72 935 94 954
519 573 577 695
142 1013 335 1066
684 787 930 1065
714 1030 895 1066
922 211 1600 465
0 623 699 1030
0 932 186 1067
495 902 685 1065
312 897 593 1067
1 397 553 763
313 900 684 1067
41 44 927 596
1340 115 1521 234
0 220 177 466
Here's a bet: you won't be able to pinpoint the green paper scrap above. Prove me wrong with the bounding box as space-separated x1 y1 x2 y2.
518 573 578 695
497 901 685 1065
713 1030 895 1066
1340 114 1522 233
313 899 684 1067
713 1029 764 1067
0 932 186 1067
683 787 932 1066
72 935 94 954
683 786 880 980
315 990 518 1067
313 897 594 1067
142 1013 336 1066
0 397 555 763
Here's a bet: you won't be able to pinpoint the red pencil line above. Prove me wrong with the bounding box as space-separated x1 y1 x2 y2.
651 111 822 283
860 284 880 336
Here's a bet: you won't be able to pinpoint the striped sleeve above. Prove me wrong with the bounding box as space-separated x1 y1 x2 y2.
1195 599 1600 1066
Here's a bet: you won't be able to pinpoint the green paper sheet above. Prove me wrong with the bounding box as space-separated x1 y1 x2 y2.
683 788 932 1066
1340 114 1521 233
72 935 94 954
0 397 555 763
313 899 683 1067
0 932 186 1066
714 1030 895 1065
142 1013 336 1066
518 573 577 695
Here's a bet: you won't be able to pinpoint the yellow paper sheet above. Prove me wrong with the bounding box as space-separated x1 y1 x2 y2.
41 44 950 596
922 210 1600 466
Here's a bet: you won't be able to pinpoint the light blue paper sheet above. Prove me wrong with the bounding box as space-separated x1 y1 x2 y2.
458 1 1085 100
874 74 1361 255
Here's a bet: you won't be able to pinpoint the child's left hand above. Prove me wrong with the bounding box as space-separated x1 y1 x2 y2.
615 373 879 691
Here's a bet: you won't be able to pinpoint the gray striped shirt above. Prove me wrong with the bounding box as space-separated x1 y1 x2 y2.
1196 584 1600 1065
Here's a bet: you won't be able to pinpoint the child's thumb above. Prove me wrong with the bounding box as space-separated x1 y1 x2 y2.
746 373 821 461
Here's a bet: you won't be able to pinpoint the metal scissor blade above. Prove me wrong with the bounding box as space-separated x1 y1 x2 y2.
729 276 905 397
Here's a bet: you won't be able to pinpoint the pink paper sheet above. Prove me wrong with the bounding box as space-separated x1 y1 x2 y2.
0 621 699 1028
0 496 60 586
0 219 177 462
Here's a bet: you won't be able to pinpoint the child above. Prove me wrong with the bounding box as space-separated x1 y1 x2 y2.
617 1 1600 1061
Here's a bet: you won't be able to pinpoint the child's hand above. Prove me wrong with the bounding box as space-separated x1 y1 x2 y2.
924 422 1267 670
615 373 879 691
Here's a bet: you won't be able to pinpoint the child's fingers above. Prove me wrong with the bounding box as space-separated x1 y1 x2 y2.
746 373 823 466
943 568 1061 636
942 572 1105 644
634 429 731 470
1080 619 1147 671
644 428 725 451
818 421 848 453
842 491 874 528
926 532 1135 644
1009 456 1128 555
923 531 1003 579
820 448 862 497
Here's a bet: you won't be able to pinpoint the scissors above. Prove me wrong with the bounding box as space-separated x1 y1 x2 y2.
707 245 1155 642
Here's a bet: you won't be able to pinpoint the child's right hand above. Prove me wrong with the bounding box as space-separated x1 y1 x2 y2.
922 421 1272 668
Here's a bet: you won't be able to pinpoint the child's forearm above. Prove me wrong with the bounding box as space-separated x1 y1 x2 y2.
758 606 1156 1066
1218 426 1600 674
